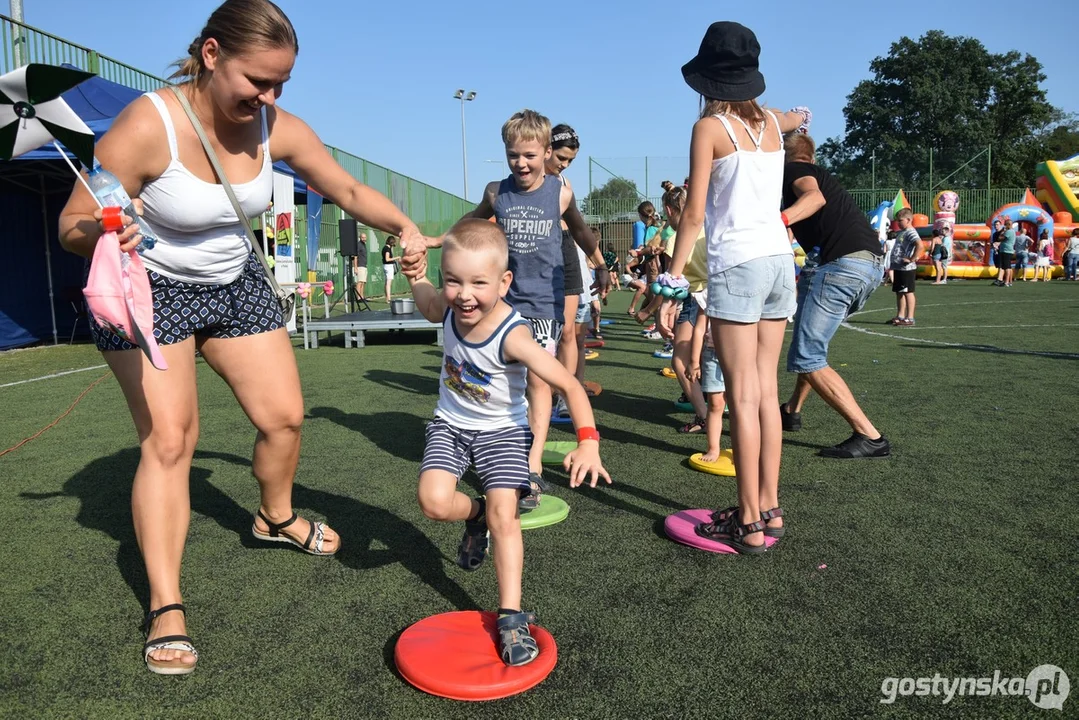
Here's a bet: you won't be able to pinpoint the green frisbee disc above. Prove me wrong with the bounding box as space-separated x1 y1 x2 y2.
520 495 570 530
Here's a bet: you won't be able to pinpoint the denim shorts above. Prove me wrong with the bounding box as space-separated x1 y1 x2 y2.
700 346 726 394
707 254 796 323
575 298 591 324
787 255 884 374
675 298 698 327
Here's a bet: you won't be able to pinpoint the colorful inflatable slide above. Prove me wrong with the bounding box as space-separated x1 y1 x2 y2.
1036 153 1079 222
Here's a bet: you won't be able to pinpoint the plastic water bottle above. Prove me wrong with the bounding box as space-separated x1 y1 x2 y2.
87 161 158 253
804 246 821 270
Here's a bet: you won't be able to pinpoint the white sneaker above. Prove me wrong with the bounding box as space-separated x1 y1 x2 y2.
553 396 569 419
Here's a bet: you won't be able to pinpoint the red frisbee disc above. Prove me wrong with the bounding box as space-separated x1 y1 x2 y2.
583 339 604 348
394 610 557 701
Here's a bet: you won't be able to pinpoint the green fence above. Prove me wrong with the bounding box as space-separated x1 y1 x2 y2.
0 15 169 90
294 149 473 293
0 14 471 294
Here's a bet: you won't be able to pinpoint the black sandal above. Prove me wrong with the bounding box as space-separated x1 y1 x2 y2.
695 514 768 555
497 611 540 666
760 507 785 538
143 604 198 675
518 472 550 510
457 499 489 571
251 510 337 556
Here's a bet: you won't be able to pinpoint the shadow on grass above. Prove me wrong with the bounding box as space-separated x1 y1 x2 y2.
899 343 1079 362
21 448 477 617
541 465 687 523
308 406 428 462
362 369 436 396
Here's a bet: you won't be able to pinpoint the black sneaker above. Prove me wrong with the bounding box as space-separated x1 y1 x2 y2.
819 433 890 459
780 403 802 432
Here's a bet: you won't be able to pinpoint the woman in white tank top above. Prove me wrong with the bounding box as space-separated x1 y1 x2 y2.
666 22 811 554
58 0 434 676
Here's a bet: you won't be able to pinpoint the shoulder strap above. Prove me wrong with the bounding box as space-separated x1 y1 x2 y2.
712 114 740 148
144 93 179 161
168 86 284 298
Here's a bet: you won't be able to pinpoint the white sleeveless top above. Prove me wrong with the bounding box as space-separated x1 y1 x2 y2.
137 92 274 285
435 306 530 431
703 111 792 275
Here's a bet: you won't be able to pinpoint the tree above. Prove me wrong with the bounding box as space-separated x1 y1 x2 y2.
820 31 1061 189
582 177 641 220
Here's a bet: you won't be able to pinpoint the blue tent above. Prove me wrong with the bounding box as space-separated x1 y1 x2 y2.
0 69 306 350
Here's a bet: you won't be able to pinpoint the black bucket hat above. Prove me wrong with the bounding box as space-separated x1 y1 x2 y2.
681 22 765 101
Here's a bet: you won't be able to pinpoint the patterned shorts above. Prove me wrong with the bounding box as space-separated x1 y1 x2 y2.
89 253 285 351
420 419 533 495
524 316 565 356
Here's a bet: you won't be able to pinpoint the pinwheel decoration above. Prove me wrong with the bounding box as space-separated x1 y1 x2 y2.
0 63 96 168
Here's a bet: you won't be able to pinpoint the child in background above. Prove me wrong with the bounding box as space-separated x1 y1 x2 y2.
405 218 610 667
1034 229 1054 282
452 109 609 505
687 289 728 464
890 208 925 325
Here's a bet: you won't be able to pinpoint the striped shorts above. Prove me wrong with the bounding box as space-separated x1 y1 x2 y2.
420 419 533 495
524 316 564 356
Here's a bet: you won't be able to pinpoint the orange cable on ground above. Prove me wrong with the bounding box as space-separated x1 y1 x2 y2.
0 371 112 458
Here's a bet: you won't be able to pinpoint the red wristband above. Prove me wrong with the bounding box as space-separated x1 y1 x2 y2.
781 212 790 227
576 427 600 443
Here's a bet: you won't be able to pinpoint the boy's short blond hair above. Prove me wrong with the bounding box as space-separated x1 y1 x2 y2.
501 109 552 148
785 133 816 162
895 208 914 221
443 218 510 272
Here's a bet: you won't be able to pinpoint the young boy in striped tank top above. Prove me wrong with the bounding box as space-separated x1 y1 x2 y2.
406 110 611 508
405 219 610 666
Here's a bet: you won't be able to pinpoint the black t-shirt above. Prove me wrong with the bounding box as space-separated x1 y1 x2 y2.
782 162 882 265
356 238 368 267
382 244 394 265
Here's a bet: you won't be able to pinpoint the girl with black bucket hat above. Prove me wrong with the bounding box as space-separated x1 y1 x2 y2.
663 21 812 554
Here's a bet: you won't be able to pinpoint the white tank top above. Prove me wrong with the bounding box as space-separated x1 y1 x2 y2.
137 92 274 285
703 111 792 275
435 306 530 431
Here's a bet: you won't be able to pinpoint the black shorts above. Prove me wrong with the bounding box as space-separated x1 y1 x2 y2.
562 229 584 295
89 253 285 351
892 269 917 294
996 252 1014 270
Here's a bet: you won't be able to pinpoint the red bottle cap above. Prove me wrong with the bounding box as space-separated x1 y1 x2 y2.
101 205 124 233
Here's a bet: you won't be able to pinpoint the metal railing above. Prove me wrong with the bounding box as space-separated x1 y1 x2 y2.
0 14 169 90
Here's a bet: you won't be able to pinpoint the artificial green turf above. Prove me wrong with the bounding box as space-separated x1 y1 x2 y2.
1 281 1077 718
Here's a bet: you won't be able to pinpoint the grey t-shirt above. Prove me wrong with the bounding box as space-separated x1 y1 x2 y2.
1015 233 1031 253
492 175 565 320
892 227 921 271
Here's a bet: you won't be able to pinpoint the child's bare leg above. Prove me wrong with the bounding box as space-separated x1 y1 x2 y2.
417 469 478 522
754 319 787 529
700 392 726 462
906 293 917 319
486 488 524 612
575 322 587 383
672 322 706 418
527 372 553 475
713 318 764 546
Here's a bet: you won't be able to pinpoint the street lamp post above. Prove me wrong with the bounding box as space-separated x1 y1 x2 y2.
454 89 476 201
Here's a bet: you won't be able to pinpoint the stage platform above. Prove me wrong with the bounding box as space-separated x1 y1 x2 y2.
303 309 443 349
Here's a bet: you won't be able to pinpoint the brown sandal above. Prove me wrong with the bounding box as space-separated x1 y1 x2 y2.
678 415 706 434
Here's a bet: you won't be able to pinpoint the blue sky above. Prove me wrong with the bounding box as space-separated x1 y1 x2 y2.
23 0 1078 202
